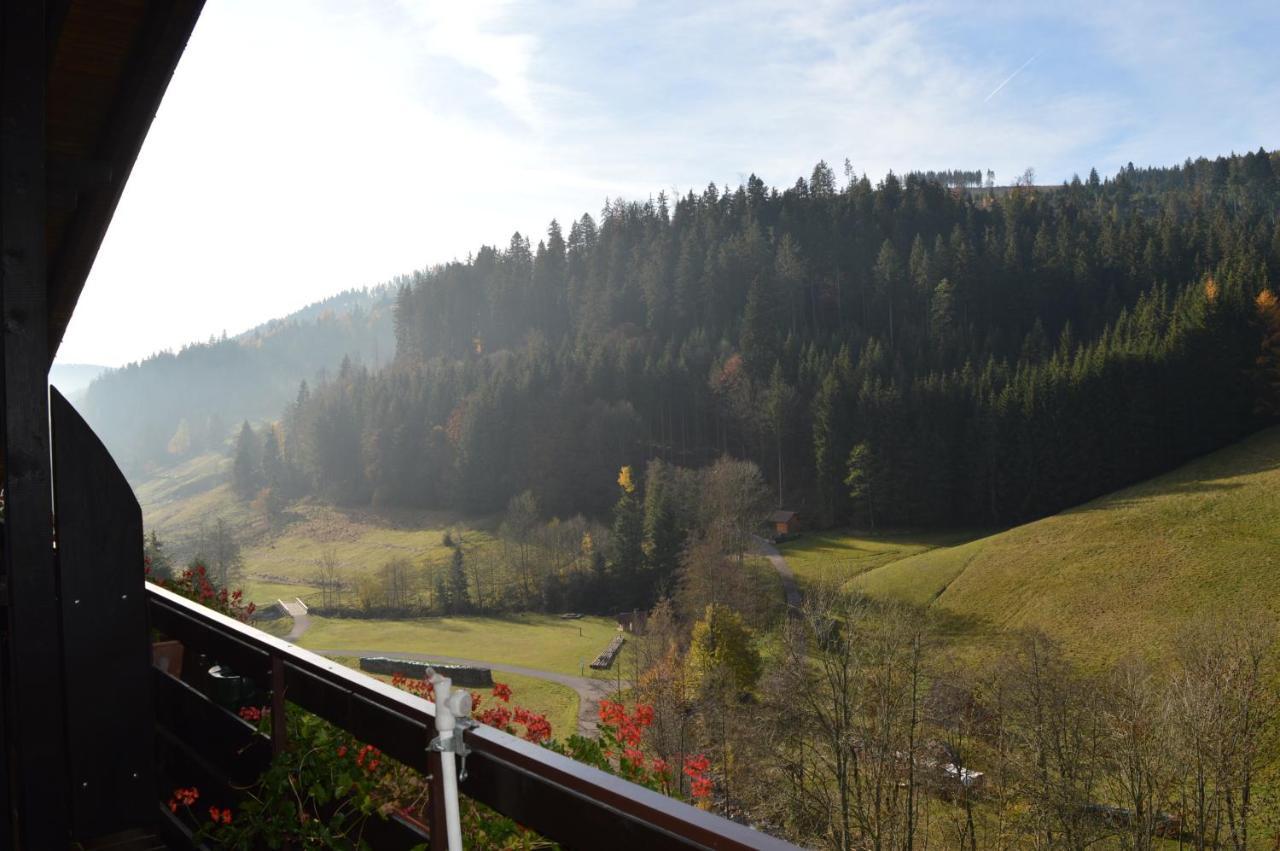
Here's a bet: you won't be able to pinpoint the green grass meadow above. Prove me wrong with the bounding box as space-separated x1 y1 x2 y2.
328 657 580 741
296 612 621 679
851 425 1280 665
241 579 321 606
779 528 983 589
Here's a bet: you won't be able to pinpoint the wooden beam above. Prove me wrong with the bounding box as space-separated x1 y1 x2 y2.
45 0 206 363
46 155 114 212
43 0 71 72
0 0 72 845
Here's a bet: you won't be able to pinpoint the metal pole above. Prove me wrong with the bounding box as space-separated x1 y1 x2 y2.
427 669 472 850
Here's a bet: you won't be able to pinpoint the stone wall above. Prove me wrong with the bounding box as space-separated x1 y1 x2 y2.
359 656 494 688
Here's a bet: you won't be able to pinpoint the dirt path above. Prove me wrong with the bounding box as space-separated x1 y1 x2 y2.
278 598 311 641
753 535 802 610
309 647 619 736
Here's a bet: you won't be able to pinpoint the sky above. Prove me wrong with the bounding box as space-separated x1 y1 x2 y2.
58 0 1280 367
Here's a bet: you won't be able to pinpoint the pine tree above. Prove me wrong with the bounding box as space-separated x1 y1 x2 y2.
812 371 844 526
740 274 780 380
449 546 471 614
774 234 806 335
261 425 284 490
763 363 797 507
809 160 837 198
608 466 646 607
874 240 904 349
845 441 876 530
642 460 684 590
434 573 451 615
930 278 957 347
231 421 259 499
144 531 173 581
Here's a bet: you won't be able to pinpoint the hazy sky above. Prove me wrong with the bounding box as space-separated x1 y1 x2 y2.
58 0 1280 367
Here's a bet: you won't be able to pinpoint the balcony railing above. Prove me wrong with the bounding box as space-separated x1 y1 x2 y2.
147 582 796 850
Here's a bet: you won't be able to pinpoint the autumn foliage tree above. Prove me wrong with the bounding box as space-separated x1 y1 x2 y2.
1254 288 1280 416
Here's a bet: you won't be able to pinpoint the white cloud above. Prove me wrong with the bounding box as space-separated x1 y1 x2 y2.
399 1 543 129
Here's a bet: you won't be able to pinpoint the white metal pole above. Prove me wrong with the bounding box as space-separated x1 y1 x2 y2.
431 672 469 851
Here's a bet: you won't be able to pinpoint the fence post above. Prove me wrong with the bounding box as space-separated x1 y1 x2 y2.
427 749 448 850
271 654 287 754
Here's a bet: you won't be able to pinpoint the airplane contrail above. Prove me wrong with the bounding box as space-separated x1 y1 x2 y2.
984 50 1043 103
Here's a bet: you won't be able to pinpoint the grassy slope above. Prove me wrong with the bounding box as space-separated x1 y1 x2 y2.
135 452 256 541
852 426 1280 664
137 450 492 589
779 529 982 588
239 503 488 584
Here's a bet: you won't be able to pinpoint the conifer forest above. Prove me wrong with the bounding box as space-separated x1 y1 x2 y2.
267 152 1280 531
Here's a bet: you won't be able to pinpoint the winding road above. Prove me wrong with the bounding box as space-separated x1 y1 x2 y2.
753 535 802 610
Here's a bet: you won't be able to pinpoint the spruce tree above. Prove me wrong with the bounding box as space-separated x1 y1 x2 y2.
812 371 843 526
261 425 284 490
144 531 173 581
763 363 797 507
608 466 645 608
845 441 876 531
231 421 259 499
434 574 451 615
642 460 684 590
874 240 904 349
449 547 471 614
740 274 780 380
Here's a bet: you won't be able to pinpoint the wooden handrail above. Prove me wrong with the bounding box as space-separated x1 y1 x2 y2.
146 583 797 850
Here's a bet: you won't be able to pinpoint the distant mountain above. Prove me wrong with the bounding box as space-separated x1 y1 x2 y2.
75 285 396 478
237 288 396 340
49 362 108 401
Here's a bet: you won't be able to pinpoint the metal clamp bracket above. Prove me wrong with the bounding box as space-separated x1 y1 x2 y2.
429 719 475 780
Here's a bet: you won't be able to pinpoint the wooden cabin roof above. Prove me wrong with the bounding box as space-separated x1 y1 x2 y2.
45 0 205 363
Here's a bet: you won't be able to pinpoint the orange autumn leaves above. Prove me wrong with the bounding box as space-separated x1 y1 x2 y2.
1257 288 1280 416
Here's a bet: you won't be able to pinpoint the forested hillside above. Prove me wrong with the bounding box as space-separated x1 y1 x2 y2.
78 286 395 475
267 150 1280 528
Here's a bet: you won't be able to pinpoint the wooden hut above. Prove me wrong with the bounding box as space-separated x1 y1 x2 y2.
769 509 800 536
615 609 648 634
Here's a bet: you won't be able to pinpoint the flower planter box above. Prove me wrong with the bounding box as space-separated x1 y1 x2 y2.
152 639 184 677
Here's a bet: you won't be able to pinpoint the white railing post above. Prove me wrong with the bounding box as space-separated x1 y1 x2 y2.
428 670 472 850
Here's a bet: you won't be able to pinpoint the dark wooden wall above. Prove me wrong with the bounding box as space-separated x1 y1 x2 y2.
51 388 154 837
1 0 73 845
